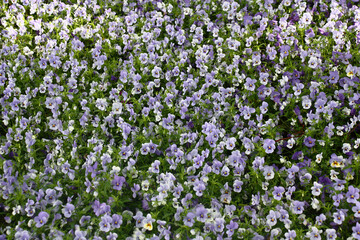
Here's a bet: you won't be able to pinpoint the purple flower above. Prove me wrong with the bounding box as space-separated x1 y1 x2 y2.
62 203 75 218
315 214 326 225
106 233 118 240
39 58 47 69
272 186 285 200
352 222 360 239
346 186 359 203
34 211 49 228
279 209 289 223
92 201 110 216
333 210 345 225
214 218 225 232
195 205 207 222
99 214 112 232
263 139 276 153
325 229 337 240
233 180 243 193
304 137 316 148
151 66 161 78
184 212 195 227
112 175 126 191
284 230 296 240
245 77 256 91
266 210 279 227
260 102 268 114
332 193 343 207
226 220 238 237
134 211 145 227
131 184 140 198
307 227 322 239
45 189 57 203
292 200 305 214
315 98 326 113
193 181 206 197
221 165 230 177
352 202 360 218
329 71 339 84
280 45 290 58
15 230 31 240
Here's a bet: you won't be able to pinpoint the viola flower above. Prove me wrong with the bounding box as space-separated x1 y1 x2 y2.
315 213 326 225
292 200 305 214
353 222 360 239
263 166 275 180
214 218 225 232
272 186 285 200
284 230 296 240
346 186 360 204
333 210 346 225
325 229 337 240
233 180 243 193
195 205 207 222
263 139 276 153
226 220 238 237
286 138 296 149
225 137 236 150
260 102 268 114
142 214 155 231
244 77 257 91
184 212 195 227
329 71 339 84
221 165 230 177
332 194 344 207
112 214 123 228
346 64 356 78
34 211 49 228
266 210 279 227
112 175 126 191
304 137 316 148
100 214 113 232
306 227 322 239
311 182 323 196
62 203 75 218
193 181 206 196
151 66 162 78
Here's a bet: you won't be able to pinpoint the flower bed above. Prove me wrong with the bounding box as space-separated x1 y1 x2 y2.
1 0 360 239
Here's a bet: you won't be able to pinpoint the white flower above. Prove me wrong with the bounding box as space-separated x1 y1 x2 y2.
315 153 323 163
308 56 318 69
280 75 288 87
112 102 122 114
330 170 338 180
222 1 231 11
142 180 150 191
342 143 351 153
311 198 320 210
287 138 295 149
95 98 108 111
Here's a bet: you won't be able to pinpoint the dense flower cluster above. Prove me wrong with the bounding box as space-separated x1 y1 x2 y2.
1 0 360 239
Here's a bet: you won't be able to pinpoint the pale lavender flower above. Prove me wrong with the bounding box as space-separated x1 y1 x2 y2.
34 211 49 228
62 203 75 218
99 214 112 232
346 186 360 203
184 212 195 227
263 139 276 153
292 201 305 214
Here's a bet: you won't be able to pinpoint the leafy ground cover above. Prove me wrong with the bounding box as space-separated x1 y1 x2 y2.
1 0 360 239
